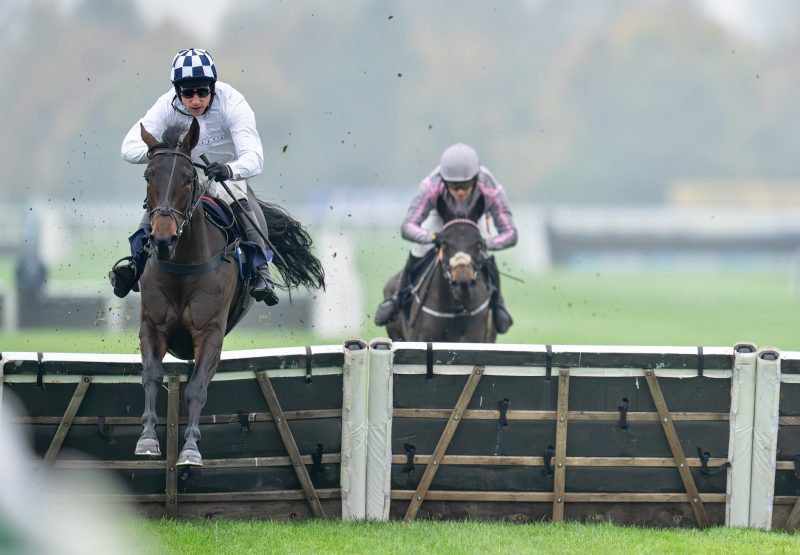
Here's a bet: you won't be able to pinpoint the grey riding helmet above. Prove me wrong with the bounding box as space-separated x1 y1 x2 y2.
440 143 480 182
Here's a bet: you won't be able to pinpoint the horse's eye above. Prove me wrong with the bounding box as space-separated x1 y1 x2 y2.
143 175 150 183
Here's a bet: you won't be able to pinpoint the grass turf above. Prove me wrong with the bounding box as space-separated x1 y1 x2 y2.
136 519 800 555
4 269 797 353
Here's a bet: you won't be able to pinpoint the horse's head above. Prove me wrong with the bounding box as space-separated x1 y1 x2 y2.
435 192 487 300
140 118 201 260
436 217 487 304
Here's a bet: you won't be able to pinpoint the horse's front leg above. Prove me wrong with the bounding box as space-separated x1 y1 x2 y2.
176 326 224 466
135 325 168 456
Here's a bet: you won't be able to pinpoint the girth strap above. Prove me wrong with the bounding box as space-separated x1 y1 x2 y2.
150 243 237 275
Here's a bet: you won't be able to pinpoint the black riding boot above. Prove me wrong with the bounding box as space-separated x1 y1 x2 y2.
234 200 279 306
374 253 419 326
109 211 150 298
486 256 513 334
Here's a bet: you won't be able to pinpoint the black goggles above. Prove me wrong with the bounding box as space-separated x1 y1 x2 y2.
445 179 475 191
179 86 211 99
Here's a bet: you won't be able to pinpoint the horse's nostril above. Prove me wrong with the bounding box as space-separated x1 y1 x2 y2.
169 235 179 246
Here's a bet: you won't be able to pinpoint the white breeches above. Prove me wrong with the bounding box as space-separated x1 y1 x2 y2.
202 175 249 203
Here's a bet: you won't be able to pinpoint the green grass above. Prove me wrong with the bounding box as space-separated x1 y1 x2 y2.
3 269 800 353
0 329 342 354
4 226 800 352
495 269 800 348
136 520 799 555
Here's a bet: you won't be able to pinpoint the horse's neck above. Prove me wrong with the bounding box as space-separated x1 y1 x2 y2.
173 205 220 263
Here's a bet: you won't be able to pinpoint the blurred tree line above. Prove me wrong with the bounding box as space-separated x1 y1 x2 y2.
2 0 799 205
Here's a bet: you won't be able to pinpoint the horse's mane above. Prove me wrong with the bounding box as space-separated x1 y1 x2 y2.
162 123 186 148
150 123 186 152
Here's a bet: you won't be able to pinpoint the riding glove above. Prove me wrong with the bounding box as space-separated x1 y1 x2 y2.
205 162 233 182
431 233 443 248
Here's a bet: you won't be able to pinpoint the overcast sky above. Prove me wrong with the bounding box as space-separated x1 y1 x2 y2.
3 0 799 48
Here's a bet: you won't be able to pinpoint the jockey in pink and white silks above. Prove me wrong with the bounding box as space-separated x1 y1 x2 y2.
109 48 278 305
374 143 518 333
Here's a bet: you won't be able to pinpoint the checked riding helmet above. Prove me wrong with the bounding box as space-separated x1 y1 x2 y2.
170 48 218 93
440 143 480 183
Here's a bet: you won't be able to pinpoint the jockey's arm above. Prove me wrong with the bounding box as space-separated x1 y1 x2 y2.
400 177 439 244
484 185 518 251
222 88 264 180
120 91 174 164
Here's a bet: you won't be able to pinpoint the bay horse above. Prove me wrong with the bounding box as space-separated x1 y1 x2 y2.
384 194 496 343
134 118 324 466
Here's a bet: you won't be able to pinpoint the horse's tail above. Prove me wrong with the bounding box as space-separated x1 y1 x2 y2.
256 199 326 291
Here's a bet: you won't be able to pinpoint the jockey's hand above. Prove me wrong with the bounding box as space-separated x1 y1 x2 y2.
205 162 233 183
431 233 443 248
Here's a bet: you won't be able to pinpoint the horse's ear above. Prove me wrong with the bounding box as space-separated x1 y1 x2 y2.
140 123 159 150
468 193 485 222
181 117 200 154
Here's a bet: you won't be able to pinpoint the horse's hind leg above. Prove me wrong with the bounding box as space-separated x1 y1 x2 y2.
135 329 168 456
177 329 223 466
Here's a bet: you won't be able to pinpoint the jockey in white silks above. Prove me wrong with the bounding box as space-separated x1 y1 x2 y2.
110 48 277 306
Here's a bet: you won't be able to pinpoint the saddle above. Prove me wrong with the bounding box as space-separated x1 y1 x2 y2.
201 195 273 334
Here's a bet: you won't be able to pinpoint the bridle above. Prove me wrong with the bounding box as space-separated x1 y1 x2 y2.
410 218 491 320
143 148 240 276
438 218 485 282
144 148 206 239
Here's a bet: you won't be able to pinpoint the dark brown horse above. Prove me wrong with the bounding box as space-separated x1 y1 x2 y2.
385 194 495 342
133 118 324 466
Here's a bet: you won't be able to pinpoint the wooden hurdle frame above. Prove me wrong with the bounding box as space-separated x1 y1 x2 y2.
1 346 346 519
384 344 755 527
2 341 797 529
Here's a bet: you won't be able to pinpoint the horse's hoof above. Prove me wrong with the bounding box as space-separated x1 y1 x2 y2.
134 437 161 456
177 448 203 467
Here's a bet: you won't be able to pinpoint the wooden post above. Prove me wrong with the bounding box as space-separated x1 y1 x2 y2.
404 365 484 521
42 376 92 467
165 374 180 518
644 370 709 528
552 369 570 522
784 498 800 532
257 371 326 518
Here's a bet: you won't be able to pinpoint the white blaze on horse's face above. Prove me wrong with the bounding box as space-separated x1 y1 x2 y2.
448 251 477 284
